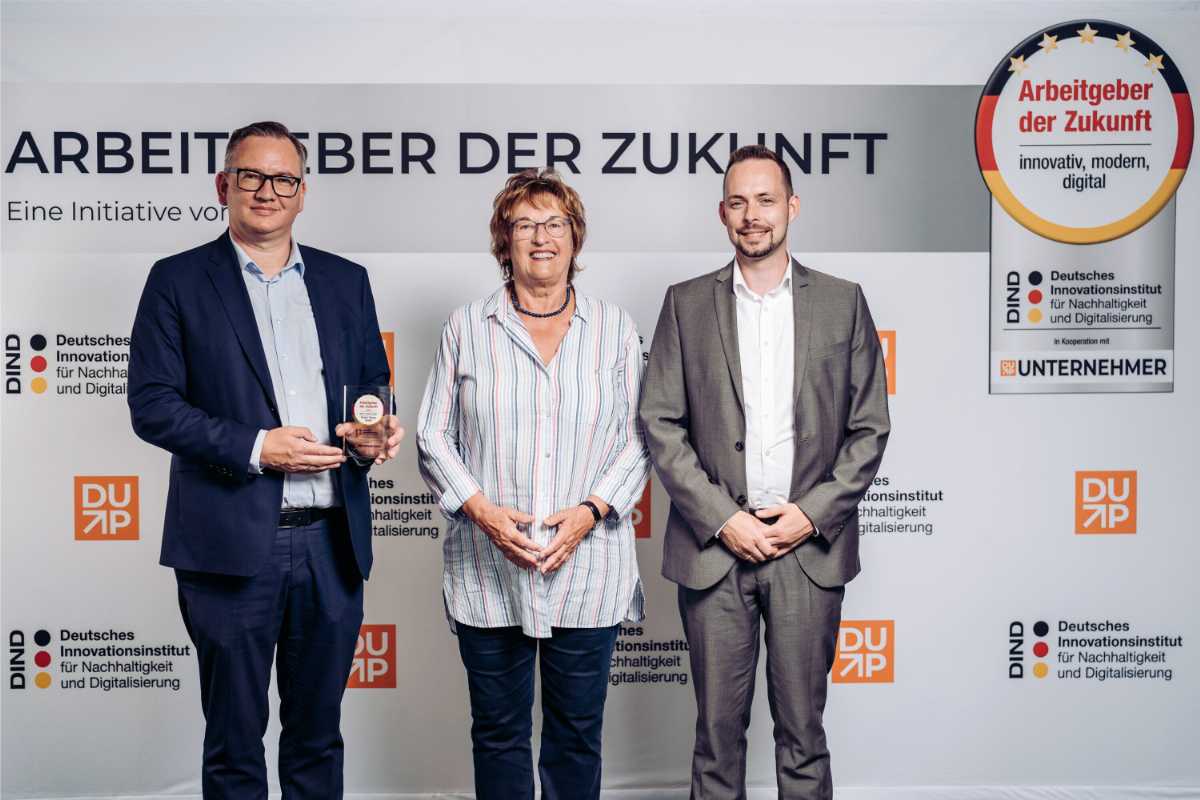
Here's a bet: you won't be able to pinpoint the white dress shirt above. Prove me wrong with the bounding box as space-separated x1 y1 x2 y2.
733 263 796 510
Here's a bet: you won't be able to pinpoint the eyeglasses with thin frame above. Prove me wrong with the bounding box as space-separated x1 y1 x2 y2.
223 168 303 198
510 216 571 241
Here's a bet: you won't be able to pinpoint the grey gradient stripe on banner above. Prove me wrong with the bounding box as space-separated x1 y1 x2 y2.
2 83 988 254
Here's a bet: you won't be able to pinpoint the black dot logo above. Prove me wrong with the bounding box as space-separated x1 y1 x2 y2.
1033 621 1049 637
1028 271 1043 286
30 335 47 351
34 629 51 647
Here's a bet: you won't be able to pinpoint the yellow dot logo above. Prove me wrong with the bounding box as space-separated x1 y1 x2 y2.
1033 662 1049 679
1028 308 1043 324
31 377 48 394
34 672 52 689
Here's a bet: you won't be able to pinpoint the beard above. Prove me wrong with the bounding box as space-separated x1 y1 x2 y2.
733 226 784 260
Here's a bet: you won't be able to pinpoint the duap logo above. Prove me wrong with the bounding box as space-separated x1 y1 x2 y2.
633 482 652 539
1000 359 1017 377
832 620 894 684
1075 470 1137 534
74 476 139 540
380 331 396 386
347 624 396 689
877 331 897 395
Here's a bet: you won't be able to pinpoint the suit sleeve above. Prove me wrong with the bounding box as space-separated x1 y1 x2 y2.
792 285 890 544
127 260 260 480
589 318 651 519
639 286 741 547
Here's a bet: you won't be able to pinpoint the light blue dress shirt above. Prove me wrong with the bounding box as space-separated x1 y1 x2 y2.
232 237 338 509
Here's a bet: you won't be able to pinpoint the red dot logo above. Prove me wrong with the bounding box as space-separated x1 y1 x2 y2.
1033 641 1049 658
34 650 52 668
1028 289 1043 304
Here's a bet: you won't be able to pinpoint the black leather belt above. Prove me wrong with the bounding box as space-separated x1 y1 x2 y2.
278 507 337 528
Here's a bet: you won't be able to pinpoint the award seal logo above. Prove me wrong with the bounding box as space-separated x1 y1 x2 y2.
976 20 1191 243
978 21 1192 394
353 393 384 426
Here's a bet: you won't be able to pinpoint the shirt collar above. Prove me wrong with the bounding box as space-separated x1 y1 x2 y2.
733 261 792 300
230 234 305 278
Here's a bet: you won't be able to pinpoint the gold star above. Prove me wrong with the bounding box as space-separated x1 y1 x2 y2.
1145 53 1165 70
1115 31 1135 52
1008 55 1028 73
1077 23 1098 43
1038 33 1059 52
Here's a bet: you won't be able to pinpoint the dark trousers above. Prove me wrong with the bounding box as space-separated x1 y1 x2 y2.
678 556 845 800
456 623 620 800
175 517 364 799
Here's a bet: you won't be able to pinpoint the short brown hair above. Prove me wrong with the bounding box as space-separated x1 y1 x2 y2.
725 144 793 197
490 169 587 283
224 121 308 174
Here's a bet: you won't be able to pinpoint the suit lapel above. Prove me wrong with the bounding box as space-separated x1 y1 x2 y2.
713 262 745 413
791 258 813 409
298 248 343 419
205 233 275 403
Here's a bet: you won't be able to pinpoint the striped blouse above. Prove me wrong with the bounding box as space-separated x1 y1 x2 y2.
416 287 651 638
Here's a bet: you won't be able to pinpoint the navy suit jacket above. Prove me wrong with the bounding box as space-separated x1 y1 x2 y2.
128 231 390 579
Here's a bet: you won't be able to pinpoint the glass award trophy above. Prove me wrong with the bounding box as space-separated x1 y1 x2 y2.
342 385 393 465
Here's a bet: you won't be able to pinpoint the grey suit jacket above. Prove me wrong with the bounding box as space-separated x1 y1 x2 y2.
639 258 890 591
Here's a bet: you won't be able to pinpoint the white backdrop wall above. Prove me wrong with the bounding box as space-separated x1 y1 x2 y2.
1 2 1198 799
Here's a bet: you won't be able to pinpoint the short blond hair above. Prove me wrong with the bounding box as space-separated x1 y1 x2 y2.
489 169 587 282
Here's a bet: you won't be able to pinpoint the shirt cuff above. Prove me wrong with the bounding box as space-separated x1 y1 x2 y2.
249 429 267 475
438 480 482 519
713 511 739 545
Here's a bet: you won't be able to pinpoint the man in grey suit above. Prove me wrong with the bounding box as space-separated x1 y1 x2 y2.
639 145 890 799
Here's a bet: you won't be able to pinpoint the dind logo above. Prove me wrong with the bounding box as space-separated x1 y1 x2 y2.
74 476 139 540
7 629 53 689
348 624 396 688
877 331 896 395
380 331 396 387
833 620 894 683
1075 470 1137 534
633 482 652 539
4 335 21 394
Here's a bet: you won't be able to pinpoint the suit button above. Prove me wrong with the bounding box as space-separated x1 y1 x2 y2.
734 441 744 452
736 494 747 506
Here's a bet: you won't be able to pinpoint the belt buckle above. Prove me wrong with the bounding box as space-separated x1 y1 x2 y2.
279 509 311 528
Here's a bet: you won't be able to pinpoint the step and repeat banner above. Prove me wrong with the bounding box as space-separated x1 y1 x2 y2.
2 15 1198 800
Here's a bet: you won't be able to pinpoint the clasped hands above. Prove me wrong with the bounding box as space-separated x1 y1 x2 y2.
464 492 606 574
719 503 815 563
260 417 405 473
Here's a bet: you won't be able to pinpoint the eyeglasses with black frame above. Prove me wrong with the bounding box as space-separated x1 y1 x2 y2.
510 216 571 241
223 168 303 198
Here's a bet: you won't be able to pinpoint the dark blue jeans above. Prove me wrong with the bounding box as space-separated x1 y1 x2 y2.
175 517 363 799
456 623 621 800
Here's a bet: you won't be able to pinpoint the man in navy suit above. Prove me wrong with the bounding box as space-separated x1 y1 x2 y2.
128 121 403 798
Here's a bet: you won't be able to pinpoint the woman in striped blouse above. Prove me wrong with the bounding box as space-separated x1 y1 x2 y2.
416 169 651 800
